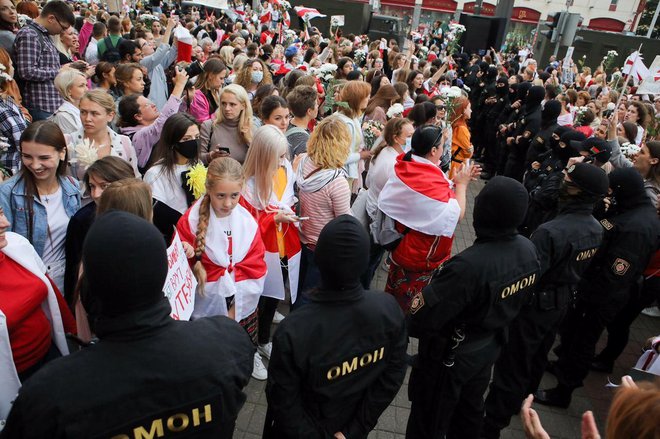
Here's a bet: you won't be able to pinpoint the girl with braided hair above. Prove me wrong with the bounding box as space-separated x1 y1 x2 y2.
176 157 268 380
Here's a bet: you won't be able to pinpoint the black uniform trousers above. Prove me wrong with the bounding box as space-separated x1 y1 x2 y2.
554 291 629 389
407 337 499 439
482 289 569 437
597 276 660 364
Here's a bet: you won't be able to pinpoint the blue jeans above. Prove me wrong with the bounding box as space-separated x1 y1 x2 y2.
27 107 53 122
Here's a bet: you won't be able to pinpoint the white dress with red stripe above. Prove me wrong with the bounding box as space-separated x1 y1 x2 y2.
177 198 267 322
240 161 302 303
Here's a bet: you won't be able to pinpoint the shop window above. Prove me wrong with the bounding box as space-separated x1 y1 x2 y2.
609 0 617 11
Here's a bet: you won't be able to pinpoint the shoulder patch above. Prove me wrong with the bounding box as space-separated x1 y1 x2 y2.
536 136 544 144
410 293 425 314
612 258 630 276
600 219 614 231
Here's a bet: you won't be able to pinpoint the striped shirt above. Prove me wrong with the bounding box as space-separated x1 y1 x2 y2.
14 21 62 113
298 157 352 246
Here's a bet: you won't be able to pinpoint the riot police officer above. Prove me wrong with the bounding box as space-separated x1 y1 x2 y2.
504 85 545 182
406 176 540 439
264 215 407 439
536 167 660 408
482 163 609 438
1 212 255 438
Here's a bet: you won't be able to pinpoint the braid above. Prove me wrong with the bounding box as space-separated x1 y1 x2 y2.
192 194 211 296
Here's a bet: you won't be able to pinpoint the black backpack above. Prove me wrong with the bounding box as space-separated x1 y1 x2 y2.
101 36 122 63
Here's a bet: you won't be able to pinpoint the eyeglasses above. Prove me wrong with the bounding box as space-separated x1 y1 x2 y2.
436 105 446 111
54 16 70 31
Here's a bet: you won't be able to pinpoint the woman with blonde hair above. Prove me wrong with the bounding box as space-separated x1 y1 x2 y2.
190 58 228 123
65 90 139 180
199 84 254 165
335 80 373 191
219 45 235 68
176 157 267 380
234 58 273 100
50 69 88 135
295 115 352 303
240 125 302 378
448 95 473 179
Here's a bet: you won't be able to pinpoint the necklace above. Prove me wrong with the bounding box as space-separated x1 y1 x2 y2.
38 183 59 204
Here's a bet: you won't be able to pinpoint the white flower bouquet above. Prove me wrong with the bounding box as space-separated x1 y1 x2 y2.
386 103 404 119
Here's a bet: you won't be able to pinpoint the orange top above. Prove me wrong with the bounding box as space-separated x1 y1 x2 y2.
449 122 472 179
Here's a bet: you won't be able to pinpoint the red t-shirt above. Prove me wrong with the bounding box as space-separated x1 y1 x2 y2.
0 253 75 372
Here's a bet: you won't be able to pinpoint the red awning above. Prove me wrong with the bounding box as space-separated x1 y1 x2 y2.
511 7 540 24
380 0 415 7
423 0 458 12
587 17 625 32
463 1 495 16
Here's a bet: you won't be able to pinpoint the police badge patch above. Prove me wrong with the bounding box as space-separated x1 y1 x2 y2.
410 293 425 314
600 219 614 230
612 258 630 276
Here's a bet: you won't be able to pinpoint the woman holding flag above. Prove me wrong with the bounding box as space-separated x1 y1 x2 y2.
378 125 480 313
239 125 301 380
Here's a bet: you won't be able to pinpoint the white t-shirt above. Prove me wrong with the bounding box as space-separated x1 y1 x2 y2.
41 187 69 264
144 163 191 214
366 146 400 221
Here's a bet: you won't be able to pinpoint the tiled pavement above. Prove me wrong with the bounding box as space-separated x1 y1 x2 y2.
234 180 660 439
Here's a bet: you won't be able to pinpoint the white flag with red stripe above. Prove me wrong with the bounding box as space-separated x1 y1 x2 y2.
260 4 272 24
378 154 460 237
622 51 650 85
294 6 326 22
176 199 267 322
637 55 660 95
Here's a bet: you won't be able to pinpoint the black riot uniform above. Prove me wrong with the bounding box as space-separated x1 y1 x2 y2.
405 177 540 439
524 100 561 169
264 215 407 439
482 164 609 438
504 85 544 182
1 212 254 439
536 167 660 408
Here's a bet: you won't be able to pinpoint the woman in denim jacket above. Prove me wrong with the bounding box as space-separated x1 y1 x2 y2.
0 121 81 294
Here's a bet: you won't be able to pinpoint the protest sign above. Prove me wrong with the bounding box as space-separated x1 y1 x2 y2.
164 231 197 321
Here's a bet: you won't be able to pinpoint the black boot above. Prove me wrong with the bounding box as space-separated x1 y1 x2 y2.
534 387 572 409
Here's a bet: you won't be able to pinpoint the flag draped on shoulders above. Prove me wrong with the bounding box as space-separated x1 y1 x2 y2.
176 198 266 322
378 154 460 238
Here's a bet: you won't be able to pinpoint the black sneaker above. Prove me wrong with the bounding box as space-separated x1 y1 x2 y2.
534 388 572 409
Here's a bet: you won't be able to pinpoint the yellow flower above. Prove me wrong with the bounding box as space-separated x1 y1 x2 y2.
186 164 207 200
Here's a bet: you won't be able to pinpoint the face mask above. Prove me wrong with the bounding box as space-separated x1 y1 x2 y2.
251 71 264 84
403 137 412 152
174 139 198 159
439 86 450 95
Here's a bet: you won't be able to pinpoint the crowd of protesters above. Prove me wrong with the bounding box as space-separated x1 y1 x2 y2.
0 0 660 437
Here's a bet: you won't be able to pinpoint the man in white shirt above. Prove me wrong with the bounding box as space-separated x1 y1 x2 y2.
84 21 106 65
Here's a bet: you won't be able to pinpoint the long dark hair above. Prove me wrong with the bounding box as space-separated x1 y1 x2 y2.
148 113 199 178
18 121 68 243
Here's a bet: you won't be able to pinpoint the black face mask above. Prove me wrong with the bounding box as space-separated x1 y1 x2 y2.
559 180 600 205
174 139 198 159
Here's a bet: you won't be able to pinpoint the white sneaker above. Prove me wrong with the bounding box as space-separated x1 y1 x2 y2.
252 351 268 381
258 342 273 360
272 310 286 324
641 306 660 317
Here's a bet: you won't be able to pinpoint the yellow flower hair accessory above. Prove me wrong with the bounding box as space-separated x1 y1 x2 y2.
186 164 208 200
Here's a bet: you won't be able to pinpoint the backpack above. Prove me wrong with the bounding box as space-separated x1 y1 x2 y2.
100 36 122 63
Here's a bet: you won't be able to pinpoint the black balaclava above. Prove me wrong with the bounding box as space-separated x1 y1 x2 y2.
486 66 498 81
541 99 561 127
314 215 369 291
509 83 519 102
548 126 571 151
517 82 532 103
609 167 650 210
555 130 586 165
559 162 609 206
478 61 489 72
526 85 545 111
473 176 529 238
81 211 168 319
496 77 508 97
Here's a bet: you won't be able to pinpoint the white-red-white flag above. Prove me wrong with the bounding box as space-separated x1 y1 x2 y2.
622 51 650 85
294 6 326 22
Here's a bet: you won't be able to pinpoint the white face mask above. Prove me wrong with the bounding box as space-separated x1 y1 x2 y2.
439 86 450 95
403 137 412 152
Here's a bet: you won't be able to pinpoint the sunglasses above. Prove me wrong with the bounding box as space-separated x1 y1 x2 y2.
436 105 446 111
